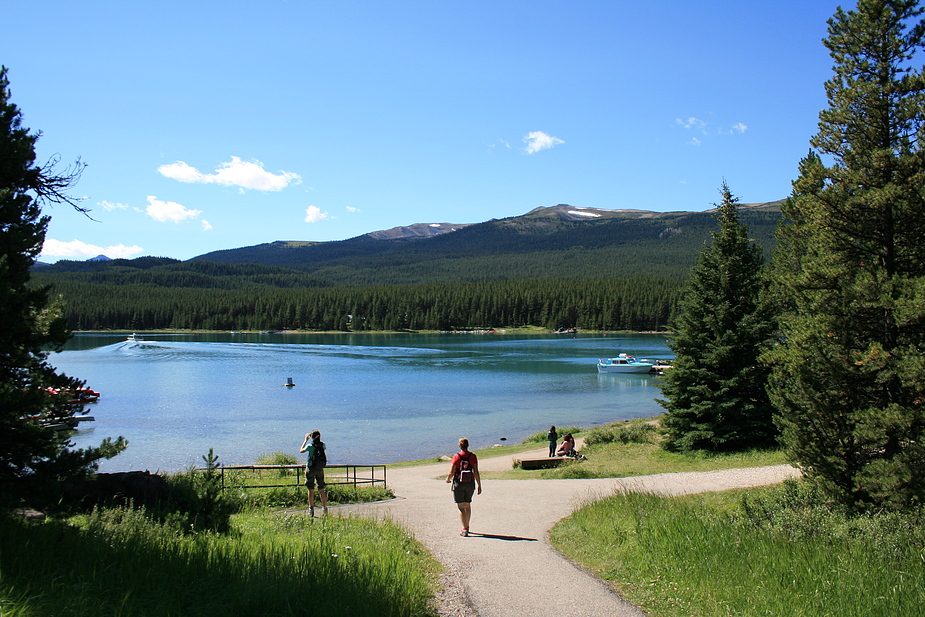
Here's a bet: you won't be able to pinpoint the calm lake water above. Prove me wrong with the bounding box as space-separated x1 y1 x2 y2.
53 332 672 472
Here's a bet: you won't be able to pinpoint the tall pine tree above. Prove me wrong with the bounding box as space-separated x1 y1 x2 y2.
658 183 777 451
0 66 125 504
766 0 925 510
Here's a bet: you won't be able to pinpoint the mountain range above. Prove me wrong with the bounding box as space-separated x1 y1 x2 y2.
37 202 784 287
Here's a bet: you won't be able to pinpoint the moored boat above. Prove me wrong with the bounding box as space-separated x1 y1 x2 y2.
597 353 654 373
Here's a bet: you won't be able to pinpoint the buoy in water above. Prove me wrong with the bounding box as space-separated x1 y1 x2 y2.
285 377 295 387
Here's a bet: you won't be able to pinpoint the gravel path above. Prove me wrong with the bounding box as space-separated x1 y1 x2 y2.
337 447 800 617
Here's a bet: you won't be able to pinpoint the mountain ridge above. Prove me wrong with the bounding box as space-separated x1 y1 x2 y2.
192 200 782 254
38 201 784 286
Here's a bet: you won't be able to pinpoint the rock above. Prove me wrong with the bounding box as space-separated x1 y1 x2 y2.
12 508 46 521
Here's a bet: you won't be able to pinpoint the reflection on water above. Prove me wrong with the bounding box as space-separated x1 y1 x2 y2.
54 332 672 472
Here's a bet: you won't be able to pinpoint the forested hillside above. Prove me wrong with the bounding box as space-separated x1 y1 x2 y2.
36 259 330 289
34 203 780 332
38 277 683 332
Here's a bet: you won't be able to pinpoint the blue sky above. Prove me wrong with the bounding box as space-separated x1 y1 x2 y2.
3 0 843 262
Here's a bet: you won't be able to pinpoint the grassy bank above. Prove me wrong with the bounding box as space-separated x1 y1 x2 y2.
1 505 438 617
550 481 925 616
0 455 433 617
490 442 785 479
479 419 786 479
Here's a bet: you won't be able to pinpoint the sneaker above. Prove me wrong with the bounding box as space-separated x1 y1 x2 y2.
460 528 469 537
308 507 314 517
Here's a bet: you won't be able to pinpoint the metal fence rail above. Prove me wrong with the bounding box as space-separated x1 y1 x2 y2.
218 464 387 491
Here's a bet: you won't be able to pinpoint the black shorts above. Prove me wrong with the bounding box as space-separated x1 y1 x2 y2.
304 467 326 489
452 480 476 503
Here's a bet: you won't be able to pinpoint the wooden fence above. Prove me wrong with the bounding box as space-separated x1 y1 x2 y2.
218 464 387 491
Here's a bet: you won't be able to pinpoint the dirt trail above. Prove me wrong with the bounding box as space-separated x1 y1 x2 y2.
338 447 799 617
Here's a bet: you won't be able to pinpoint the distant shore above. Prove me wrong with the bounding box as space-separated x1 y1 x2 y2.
75 327 672 336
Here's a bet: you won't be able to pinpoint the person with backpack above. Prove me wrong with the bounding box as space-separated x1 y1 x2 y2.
445 437 482 537
300 430 328 516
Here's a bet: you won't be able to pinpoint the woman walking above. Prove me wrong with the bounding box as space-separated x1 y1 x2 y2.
446 437 482 537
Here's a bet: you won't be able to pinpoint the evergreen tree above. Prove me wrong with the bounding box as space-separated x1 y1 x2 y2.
658 183 777 451
765 1 925 510
0 66 125 503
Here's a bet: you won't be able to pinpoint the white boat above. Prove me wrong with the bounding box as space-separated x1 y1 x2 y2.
126 333 143 342
597 353 654 373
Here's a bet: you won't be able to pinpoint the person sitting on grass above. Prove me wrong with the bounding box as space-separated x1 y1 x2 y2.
555 433 575 457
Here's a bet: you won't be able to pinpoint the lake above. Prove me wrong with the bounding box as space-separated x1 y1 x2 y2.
54 332 672 472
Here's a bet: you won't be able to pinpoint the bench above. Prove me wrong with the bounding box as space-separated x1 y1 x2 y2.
516 457 565 470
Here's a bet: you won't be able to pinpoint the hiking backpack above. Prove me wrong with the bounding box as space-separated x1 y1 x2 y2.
456 452 474 483
309 442 327 469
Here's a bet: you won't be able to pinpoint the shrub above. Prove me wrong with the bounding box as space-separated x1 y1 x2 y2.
584 420 656 446
256 451 299 477
739 478 925 557
147 449 240 534
524 426 582 443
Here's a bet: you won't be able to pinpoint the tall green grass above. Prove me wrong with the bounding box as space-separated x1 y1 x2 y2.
1 506 438 617
550 479 925 616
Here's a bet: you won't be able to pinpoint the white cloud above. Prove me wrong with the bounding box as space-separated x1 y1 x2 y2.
201 219 213 231
345 206 360 213
304 205 329 223
677 117 748 137
100 200 129 211
157 161 203 183
145 196 202 223
676 117 708 132
523 131 565 154
687 137 702 147
41 239 144 260
158 156 301 191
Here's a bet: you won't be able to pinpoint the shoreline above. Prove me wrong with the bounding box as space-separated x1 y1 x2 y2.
74 328 672 336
